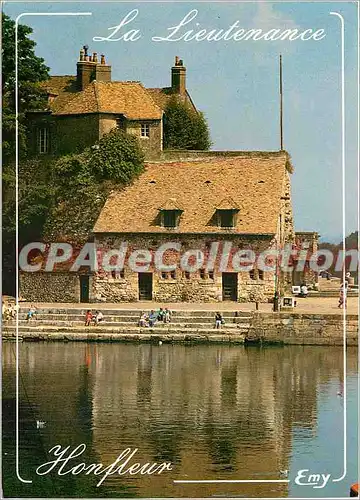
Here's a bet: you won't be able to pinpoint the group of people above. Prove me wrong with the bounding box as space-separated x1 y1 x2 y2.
138 309 226 329
85 310 104 326
139 308 172 327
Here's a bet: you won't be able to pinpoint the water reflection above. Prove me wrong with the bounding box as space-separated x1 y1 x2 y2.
2 343 357 498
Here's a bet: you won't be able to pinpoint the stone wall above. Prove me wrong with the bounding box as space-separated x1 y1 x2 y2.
20 272 80 302
126 119 162 159
55 114 100 155
92 234 277 303
248 312 358 346
159 150 291 163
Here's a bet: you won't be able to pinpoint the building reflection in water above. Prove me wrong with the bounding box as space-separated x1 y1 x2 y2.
2 343 357 498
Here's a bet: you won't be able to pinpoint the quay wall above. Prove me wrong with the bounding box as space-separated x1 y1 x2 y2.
248 312 358 346
2 309 358 346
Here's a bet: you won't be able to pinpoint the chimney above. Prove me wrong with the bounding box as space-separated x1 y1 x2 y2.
95 53 111 83
76 45 112 91
171 56 186 95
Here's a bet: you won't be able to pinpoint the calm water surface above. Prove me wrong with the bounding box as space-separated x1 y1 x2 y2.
2 342 358 498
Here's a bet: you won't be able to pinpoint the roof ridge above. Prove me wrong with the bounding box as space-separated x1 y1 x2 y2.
141 85 164 115
93 81 100 113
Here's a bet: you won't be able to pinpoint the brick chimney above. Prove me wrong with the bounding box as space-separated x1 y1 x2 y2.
94 53 111 83
171 56 186 95
76 46 111 90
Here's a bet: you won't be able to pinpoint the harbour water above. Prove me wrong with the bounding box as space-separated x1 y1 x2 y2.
2 342 358 498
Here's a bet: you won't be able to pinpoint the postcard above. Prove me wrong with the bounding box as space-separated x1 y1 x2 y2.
1 1 359 499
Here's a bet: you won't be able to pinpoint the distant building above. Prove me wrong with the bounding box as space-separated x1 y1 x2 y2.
293 231 319 286
26 47 196 160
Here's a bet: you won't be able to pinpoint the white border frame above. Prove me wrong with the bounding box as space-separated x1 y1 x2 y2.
10 1 358 498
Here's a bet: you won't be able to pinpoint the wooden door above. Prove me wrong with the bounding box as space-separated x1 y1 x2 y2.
80 275 90 303
222 273 238 301
138 273 153 300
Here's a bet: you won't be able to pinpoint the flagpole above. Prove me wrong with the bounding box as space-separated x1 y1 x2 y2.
280 54 283 150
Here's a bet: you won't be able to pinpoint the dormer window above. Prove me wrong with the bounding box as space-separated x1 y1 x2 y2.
159 199 183 229
163 210 177 228
218 210 235 228
215 198 239 229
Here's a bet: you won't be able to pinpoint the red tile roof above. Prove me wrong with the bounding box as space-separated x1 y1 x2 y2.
93 152 290 235
42 77 162 119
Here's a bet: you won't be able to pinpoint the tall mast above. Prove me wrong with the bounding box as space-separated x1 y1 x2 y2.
280 54 283 150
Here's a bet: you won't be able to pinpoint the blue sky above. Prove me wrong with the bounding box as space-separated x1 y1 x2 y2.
4 1 358 242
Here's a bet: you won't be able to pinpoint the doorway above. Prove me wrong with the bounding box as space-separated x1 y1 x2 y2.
138 273 153 300
222 273 238 301
80 275 90 303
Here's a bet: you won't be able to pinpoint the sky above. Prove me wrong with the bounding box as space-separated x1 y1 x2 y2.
4 0 359 242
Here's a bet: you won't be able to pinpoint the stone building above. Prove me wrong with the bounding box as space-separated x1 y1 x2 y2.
20 152 296 303
89 152 294 303
293 231 319 286
19 47 305 304
26 47 196 160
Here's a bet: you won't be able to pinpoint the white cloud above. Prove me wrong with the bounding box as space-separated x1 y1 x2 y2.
251 2 298 30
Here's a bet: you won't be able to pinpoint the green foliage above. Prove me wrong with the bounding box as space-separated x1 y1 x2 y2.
163 98 211 150
43 131 145 242
51 150 93 192
2 159 54 241
89 129 145 183
43 183 111 244
2 13 49 162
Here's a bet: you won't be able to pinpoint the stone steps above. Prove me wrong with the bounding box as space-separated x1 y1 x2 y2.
1 325 247 343
17 308 251 318
2 306 252 343
13 313 251 324
4 320 250 329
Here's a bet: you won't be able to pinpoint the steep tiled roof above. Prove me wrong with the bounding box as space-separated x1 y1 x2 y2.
159 198 183 211
147 88 197 112
93 153 290 235
40 76 78 113
56 81 162 119
41 77 162 119
216 197 240 210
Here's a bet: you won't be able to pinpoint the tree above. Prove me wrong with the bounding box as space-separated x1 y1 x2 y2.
163 98 211 150
43 131 145 243
89 130 145 183
2 13 49 161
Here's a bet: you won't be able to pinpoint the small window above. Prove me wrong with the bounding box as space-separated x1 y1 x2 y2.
141 123 150 138
184 271 191 279
200 269 206 279
208 271 214 280
37 127 49 154
249 270 256 280
219 210 235 228
258 270 264 280
161 271 168 279
111 270 117 279
163 210 177 228
120 270 125 279
170 270 176 279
